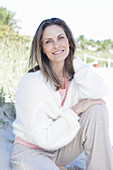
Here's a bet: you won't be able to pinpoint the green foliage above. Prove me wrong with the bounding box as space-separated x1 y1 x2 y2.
0 7 113 103
9 103 16 119
0 37 32 102
76 35 113 51
76 35 87 49
0 6 16 26
0 15 32 101
0 87 5 106
0 118 8 128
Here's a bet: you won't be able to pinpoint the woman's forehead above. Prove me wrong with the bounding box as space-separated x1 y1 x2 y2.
42 25 65 40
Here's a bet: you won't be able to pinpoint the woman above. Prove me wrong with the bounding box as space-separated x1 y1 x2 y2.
11 18 113 170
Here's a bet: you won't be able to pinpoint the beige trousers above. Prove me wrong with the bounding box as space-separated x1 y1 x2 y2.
11 104 113 170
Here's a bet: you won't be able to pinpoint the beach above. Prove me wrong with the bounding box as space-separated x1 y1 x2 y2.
0 67 113 170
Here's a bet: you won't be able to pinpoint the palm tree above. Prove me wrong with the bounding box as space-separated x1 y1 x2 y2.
95 40 102 51
76 35 87 50
88 39 95 47
0 7 16 26
0 7 21 39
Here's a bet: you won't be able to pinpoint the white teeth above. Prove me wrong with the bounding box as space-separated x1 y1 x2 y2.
54 50 63 54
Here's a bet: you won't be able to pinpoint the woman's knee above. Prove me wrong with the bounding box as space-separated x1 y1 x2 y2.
11 144 59 170
80 104 109 123
12 155 59 170
88 103 108 115
85 104 109 124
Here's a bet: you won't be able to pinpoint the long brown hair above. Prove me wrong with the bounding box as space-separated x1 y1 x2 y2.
29 18 76 90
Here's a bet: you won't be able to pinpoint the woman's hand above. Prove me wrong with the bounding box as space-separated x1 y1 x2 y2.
59 166 67 170
72 98 105 115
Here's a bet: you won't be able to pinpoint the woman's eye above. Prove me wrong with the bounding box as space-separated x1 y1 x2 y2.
59 36 64 40
46 40 52 44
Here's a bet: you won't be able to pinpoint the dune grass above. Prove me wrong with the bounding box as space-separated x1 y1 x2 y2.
0 35 113 103
0 36 31 102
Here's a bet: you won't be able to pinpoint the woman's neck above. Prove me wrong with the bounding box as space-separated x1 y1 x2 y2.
51 61 66 88
51 61 65 78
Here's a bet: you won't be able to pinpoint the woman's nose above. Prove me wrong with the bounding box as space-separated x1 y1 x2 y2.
54 40 60 48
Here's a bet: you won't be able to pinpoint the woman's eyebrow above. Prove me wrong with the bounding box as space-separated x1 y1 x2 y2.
42 37 52 41
58 33 65 37
42 33 65 41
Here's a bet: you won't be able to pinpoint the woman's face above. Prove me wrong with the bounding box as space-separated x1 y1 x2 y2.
42 25 70 64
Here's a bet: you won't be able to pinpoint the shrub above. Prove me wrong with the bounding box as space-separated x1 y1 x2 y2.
0 87 5 106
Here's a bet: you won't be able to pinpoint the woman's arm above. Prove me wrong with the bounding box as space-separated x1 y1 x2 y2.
13 73 80 151
29 107 80 150
73 57 108 99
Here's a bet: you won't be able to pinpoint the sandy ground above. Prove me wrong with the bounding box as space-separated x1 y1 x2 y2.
0 103 15 170
0 67 113 170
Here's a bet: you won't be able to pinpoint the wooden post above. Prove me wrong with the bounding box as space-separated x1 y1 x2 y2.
108 58 111 68
84 54 87 63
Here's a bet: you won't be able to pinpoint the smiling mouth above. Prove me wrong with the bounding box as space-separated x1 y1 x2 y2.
52 50 64 55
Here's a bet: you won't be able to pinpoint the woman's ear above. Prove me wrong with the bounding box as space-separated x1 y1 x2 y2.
42 46 45 54
41 46 45 54
43 50 45 54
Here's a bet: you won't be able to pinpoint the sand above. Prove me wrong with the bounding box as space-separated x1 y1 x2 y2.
0 67 113 170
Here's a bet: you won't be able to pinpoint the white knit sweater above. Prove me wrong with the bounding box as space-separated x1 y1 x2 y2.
12 57 108 150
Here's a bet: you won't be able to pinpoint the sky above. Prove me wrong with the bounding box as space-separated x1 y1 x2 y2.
0 0 113 40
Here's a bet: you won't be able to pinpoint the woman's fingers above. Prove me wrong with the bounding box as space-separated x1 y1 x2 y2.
91 98 106 104
72 98 105 115
59 166 67 170
82 98 105 105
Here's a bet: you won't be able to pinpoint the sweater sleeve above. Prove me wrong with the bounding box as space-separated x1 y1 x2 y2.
73 57 108 99
13 73 80 151
30 107 80 150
